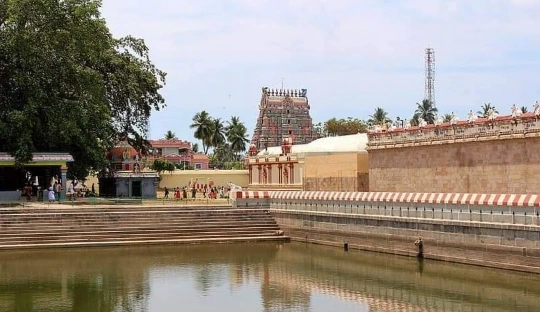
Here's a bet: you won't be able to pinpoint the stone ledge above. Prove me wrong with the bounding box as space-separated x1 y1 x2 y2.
270 209 540 232
281 226 540 274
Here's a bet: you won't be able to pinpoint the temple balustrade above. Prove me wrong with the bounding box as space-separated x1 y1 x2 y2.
232 190 540 226
367 113 540 150
246 154 303 189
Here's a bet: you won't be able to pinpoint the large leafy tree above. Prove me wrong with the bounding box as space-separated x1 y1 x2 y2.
190 111 213 154
324 117 367 136
0 0 166 179
414 99 438 124
225 116 249 160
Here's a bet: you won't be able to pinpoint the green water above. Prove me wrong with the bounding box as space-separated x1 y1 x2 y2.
0 242 538 312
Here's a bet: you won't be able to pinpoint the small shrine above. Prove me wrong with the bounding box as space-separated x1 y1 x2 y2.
98 141 159 198
0 152 74 201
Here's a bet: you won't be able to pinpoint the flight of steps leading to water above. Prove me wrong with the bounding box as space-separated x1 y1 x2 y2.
0 206 289 249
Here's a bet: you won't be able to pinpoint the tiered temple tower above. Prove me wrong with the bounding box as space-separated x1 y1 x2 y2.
251 87 318 151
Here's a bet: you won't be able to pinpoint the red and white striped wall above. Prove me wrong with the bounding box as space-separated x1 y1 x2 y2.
268 191 540 207
233 191 271 199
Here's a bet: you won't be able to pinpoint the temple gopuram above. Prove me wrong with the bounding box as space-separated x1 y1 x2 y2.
251 87 318 151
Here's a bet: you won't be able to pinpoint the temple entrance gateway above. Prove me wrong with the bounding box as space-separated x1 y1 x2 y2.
131 180 142 197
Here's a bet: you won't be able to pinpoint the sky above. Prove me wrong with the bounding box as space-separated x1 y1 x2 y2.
100 0 540 142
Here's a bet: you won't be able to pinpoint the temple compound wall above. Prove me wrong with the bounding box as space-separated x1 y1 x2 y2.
303 153 369 192
368 111 540 194
159 170 249 190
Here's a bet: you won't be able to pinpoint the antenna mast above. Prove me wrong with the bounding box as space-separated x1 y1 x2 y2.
144 119 151 140
424 47 436 107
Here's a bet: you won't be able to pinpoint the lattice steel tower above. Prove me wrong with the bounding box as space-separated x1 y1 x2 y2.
143 119 151 140
424 47 435 106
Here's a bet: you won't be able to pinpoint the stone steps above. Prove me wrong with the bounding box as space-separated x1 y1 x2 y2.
0 229 281 243
0 206 232 214
0 210 273 222
0 225 280 237
0 216 277 226
0 235 285 250
0 207 288 249
0 209 269 217
0 216 277 224
0 232 281 246
0 221 279 232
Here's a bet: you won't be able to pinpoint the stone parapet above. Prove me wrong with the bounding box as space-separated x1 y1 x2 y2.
234 190 540 225
271 190 540 208
231 191 271 208
367 113 540 150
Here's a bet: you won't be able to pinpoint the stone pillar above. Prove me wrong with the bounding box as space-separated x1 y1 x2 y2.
60 165 67 201
289 163 294 184
257 165 262 184
267 164 272 184
278 164 283 184
248 166 252 184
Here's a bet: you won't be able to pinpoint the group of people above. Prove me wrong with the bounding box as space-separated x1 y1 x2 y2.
22 181 96 202
163 185 230 200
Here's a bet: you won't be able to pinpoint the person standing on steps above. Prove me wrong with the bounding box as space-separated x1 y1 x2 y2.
48 187 55 203
55 181 62 202
164 187 169 199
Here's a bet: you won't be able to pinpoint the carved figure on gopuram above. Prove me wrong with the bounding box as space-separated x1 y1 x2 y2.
248 144 258 156
281 137 292 155
250 86 318 151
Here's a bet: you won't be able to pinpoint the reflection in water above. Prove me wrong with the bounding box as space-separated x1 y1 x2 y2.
0 243 538 312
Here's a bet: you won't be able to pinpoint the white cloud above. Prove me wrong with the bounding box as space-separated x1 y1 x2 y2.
100 0 540 140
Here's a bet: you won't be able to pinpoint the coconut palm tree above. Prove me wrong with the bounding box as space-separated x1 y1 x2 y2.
443 113 453 123
164 130 177 140
191 143 199 153
477 103 498 118
368 107 391 126
414 99 438 124
208 118 226 150
190 111 213 154
226 116 249 160
410 114 419 126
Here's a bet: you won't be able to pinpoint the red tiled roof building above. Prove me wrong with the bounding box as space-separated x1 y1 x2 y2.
148 139 209 170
